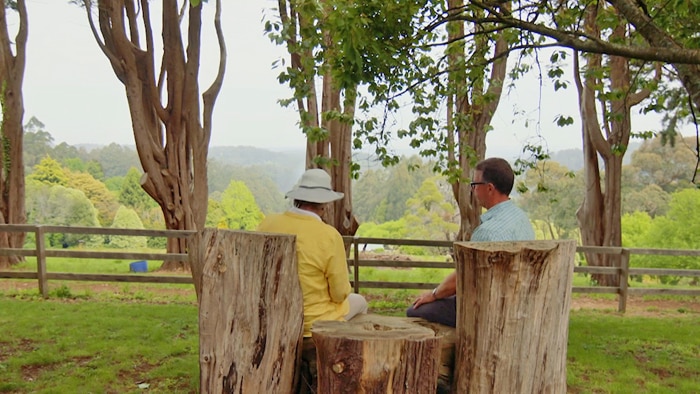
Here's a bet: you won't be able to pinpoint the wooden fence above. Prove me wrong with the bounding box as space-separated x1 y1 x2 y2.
1 225 699 312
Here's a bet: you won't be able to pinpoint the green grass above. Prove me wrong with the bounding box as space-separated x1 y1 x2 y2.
567 311 700 393
0 297 199 393
3 253 699 392
13 254 162 274
0 289 698 393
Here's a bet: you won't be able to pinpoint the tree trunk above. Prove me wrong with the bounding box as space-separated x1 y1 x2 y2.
277 0 359 237
446 1 510 242
573 7 657 286
0 0 28 269
452 240 576 394
327 87 359 237
189 229 303 394
312 315 441 394
84 1 225 271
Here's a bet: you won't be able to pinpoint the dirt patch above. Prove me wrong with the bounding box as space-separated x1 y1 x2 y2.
359 252 414 261
0 280 196 303
1 278 698 317
0 338 36 363
569 295 700 317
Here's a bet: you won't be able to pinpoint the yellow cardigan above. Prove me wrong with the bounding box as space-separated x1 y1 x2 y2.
257 211 351 336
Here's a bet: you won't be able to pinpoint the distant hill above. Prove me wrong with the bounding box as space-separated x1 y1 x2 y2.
209 146 306 193
549 141 641 171
550 148 585 171
76 142 644 197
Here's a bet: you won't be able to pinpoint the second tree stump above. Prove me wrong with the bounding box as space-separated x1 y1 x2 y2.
312 314 441 393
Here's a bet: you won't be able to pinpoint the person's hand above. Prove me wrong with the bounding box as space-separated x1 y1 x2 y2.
412 290 437 309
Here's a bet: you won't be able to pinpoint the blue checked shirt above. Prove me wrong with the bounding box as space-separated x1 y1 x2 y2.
471 200 535 242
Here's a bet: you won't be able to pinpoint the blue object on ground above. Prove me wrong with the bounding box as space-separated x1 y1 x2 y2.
129 260 148 273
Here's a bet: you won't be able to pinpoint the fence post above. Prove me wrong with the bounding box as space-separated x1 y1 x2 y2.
353 236 359 293
618 248 630 313
35 226 48 298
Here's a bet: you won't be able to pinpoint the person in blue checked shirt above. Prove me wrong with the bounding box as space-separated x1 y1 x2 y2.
406 157 535 327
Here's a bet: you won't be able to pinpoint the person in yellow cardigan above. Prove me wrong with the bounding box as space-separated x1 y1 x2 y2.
257 168 367 336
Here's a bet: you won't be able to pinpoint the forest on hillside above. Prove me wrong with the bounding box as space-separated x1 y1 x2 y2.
22 117 700 278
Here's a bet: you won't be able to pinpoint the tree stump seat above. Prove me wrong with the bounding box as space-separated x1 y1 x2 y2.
298 314 456 393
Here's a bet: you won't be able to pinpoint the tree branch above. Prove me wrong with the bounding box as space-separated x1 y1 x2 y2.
461 0 700 64
202 0 226 151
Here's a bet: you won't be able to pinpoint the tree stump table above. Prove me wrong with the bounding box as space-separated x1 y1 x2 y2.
311 314 443 393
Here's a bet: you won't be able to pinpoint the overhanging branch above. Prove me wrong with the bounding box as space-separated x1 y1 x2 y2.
453 1 700 64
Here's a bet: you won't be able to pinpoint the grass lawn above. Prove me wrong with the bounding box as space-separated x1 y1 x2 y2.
0 296 199 393
0 282 698 393
1 255 699 393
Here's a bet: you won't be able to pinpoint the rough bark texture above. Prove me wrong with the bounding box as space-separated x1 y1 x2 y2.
452 240 576 394
0 0 28 269
84 1 225 270
312 314 441 394
189 229 303 394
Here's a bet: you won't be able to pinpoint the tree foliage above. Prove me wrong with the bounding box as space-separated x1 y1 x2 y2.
450 0 700 144
25 181 102 247
22 116 53 169
518 161 581 240
623 189 700 283
621 183 670 218
28 156 68 186
402 176 459 245
108 206 147 249
268 0 431 238
213 180 264 230
353 155 433 222
207 159 286 214
67 170 119 227
626 135 697 193
118 167 157 212
86 143 140 179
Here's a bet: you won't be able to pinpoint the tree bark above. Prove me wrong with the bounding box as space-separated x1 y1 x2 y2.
573 6 657 286
0 0 28 269
452 240 576 394
312 314 441 394
84 1 225 271
190 229 303 394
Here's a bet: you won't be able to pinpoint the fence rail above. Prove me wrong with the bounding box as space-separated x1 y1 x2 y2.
1 225 698 312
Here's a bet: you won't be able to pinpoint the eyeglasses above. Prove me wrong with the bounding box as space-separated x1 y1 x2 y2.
470 182 488 189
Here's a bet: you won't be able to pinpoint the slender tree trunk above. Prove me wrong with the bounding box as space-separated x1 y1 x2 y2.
575 6 655 286
446 0 510 242
278 0 359 237
0 0 28 268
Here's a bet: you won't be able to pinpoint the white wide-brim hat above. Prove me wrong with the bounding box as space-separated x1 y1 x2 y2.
285 168 344 203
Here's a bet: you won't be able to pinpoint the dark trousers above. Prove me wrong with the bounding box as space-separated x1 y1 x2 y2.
406 295 457 327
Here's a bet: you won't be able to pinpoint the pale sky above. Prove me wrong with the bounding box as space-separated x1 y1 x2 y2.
19 0 679 158
24 0 303 150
